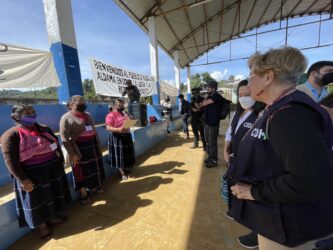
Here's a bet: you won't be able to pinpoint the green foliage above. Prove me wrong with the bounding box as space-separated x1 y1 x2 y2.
228 75 235 81
190 72 217 89
0 87 58 99
218 80 227 88
201 72 215 84
82 78 98 101
298 73 307 85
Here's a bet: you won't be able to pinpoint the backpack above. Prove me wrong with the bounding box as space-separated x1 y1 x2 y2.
220 96 231 120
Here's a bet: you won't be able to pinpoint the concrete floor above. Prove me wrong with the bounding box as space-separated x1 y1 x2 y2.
9 126 249 250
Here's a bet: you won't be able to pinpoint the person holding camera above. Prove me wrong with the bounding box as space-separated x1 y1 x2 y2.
161 96 173 133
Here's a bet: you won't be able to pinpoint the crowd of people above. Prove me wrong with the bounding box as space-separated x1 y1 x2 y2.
1 95 136 239
2 46 333 249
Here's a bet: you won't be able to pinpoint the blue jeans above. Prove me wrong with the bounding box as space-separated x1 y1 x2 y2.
128 101 135 117
181 114 190 136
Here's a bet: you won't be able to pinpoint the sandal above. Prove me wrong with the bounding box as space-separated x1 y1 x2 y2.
80 196 90 205
39 224 52 240
91 187 104 194
49 217 66 225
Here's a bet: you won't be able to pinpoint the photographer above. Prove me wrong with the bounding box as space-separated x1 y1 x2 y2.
190 88 206 150
161 96 173 134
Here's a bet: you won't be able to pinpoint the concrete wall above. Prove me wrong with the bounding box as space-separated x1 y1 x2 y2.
0 104 182 250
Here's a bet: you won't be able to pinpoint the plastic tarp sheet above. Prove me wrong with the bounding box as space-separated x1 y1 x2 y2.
0 43 60 88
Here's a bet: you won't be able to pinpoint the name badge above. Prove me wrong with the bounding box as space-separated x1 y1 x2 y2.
50 143 58 151
85 125 93 131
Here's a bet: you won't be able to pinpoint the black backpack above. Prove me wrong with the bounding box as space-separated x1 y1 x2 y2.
182 100 191 114
220 96 231 120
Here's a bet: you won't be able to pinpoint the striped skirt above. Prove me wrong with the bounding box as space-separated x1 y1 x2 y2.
15 157 72 228
72 136 105 190
108 132 135 169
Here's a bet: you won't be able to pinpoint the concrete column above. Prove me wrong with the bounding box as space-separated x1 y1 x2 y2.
186 67 191 101
173 50 180 105
43 0 83 104
148 16 160 105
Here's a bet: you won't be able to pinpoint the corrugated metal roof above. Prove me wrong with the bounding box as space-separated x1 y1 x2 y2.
113 0 332 68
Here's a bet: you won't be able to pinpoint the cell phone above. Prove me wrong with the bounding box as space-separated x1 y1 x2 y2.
319 93 333 108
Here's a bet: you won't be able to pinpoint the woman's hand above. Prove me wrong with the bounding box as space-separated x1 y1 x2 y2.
21 179 34 192
119 127 130 133
71 155 80 164
231 182 255 200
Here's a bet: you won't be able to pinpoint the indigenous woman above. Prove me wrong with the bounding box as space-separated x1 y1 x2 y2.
1 105 71 239
105 99 135 180
60 95 105 204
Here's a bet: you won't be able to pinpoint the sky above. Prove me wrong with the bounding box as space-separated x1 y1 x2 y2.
1 0 333 87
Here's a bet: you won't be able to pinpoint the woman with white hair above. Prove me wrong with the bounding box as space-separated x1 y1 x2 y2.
230 47 333 249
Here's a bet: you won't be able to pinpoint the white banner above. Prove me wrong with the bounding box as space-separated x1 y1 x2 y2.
89 58 157 97
0 43 60 88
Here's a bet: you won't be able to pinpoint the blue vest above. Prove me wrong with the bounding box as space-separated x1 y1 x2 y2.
230 110 258 158
231 90 333 247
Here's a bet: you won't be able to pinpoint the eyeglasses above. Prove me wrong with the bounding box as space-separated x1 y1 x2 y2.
246 74 256 82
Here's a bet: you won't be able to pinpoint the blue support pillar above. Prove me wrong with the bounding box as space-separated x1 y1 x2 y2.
43 0 83 104
152 81 160 105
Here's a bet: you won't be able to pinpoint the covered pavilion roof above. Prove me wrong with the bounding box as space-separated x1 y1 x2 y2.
114 0 333 68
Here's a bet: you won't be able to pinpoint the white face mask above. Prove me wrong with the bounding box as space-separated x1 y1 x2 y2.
239 96 255 109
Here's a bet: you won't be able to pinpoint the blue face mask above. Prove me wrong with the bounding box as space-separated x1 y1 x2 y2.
20 115 37 126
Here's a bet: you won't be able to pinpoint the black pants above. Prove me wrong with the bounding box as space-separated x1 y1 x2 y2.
204 124 219 161
191 119 206 147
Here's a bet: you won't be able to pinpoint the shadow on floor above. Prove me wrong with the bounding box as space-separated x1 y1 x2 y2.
185 135 250 250
9 133 189 249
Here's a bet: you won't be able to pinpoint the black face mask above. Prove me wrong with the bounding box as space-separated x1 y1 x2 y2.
117 108 124 112
321 72 333 86
76 104 86 112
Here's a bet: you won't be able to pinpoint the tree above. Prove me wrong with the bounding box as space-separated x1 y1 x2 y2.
228 75 235 81
218 80 227 88
201 72 215 84
82 78 98 101
180 82 187 93
190 73 202 89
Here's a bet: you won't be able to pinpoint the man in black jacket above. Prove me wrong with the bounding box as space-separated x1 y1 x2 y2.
122 80 141 116
190 88 206 150
198 80 223 168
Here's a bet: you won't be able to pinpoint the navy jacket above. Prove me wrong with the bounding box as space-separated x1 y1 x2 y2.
231 90 333 247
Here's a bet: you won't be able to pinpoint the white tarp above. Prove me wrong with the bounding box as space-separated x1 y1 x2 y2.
160 80 178 97
0 43 60 88
89 58 157 97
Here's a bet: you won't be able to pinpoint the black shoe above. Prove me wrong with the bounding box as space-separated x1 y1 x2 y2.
167 130 170 134
225 211 234 221
205 160 218 168
204 158 211 163
237 232 258 249
203 145 207 151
